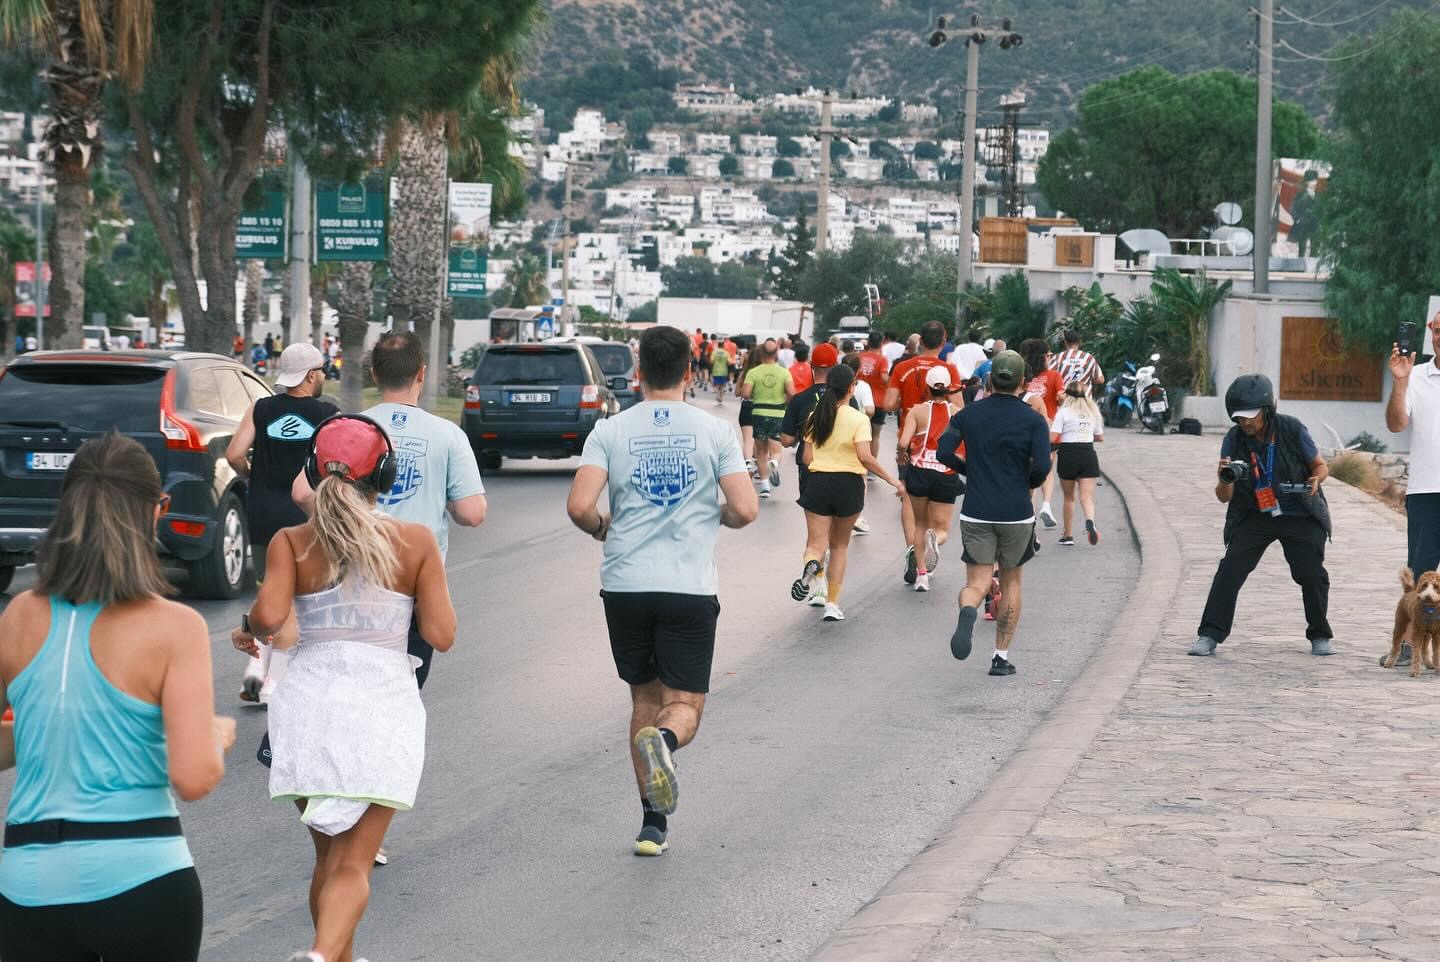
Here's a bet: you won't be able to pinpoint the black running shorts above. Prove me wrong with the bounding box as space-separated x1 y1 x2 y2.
738 399 754 428
904 466 962 504
0 868 203 962
797 470 865 518
1057 442 1100 481
601 591 720 694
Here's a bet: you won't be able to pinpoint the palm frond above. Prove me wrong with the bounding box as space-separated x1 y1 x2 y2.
111 0 153 90
0 0 50 46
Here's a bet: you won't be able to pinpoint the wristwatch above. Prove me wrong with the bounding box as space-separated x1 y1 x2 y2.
241 612 253 636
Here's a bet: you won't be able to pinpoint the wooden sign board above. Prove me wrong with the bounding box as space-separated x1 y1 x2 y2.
1054 234 1095 268
1279 316 1383 402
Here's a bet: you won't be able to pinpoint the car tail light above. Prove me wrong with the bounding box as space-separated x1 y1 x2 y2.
168 519 206 537
160 369 205 451
580 384 602 409
630 378 640 392
464 384 480 411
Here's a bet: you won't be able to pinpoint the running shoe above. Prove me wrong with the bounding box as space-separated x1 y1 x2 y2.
1086 519 1100 546
258 675 278 705
924 529 940 572
634 823 669 857
950 606 976 660
287 954 324 962
1039 504 1057 528
853 517 871 535
768 458 781 488
633 726 679 815
807 578 828 607
914 573 930 592
823 602 845 622
791 559 823 601
373 846 388 866
989 654 1017 677
903 546 917 585
1058 535 1075 546
759 481 772 499
746 458 759 480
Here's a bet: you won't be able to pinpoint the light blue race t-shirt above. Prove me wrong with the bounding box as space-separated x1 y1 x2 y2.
363 402 485 560
580 400 746 596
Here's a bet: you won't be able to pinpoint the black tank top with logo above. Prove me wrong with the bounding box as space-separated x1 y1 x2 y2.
248 393 338 544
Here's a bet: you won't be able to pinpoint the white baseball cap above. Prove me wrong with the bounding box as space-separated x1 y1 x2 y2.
274 343 326 388
925 365 952 388
1230 408 1263 421
983 338 996 352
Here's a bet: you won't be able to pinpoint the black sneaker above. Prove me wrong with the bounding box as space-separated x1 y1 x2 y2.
1086 519 1100 546
1058 535 1075 546
791 559 823 601
904 546 918 585
989 654 1016 676
950 606 977 660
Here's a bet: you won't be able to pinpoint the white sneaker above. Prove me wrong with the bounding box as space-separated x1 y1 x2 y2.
1039 503 1057 528
759 481 772 499
746 458 759 479
240 652 266 703
808 578 828 607
768 458 781 487
853 517 871 535
914 573 930 592
823 602 845 622
924 529 940 571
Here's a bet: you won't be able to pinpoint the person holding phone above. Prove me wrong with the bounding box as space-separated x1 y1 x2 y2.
1384 311 1440 664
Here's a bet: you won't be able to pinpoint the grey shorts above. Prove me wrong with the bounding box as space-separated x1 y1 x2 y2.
961 520 1037 569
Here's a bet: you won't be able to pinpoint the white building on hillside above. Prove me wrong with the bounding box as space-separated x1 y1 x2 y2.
740 155 774 180
675 83 751 115
656 195 695 225
695 133 732 154
738 134 777 157
605 187 657 212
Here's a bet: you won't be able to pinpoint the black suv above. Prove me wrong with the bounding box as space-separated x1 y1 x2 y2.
548 338 642 410
463 341 617 470
0 350 270 598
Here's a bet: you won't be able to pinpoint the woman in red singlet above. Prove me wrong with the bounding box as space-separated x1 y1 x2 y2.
898 366 964 593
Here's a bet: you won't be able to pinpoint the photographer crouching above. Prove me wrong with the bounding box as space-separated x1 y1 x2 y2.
1190 374 1335 657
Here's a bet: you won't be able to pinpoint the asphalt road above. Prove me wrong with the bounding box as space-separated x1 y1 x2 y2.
0 395 1139 962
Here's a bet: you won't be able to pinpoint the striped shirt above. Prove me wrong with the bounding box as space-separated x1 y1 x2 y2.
1055 347 1101 385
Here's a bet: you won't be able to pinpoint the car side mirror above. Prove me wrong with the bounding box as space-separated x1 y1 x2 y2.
610 377 628 391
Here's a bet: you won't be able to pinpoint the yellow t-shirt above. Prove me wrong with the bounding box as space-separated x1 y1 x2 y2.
807 404 871 475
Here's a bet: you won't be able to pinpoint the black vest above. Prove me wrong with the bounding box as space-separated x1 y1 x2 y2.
1223 413 1331 543
248 393 338 542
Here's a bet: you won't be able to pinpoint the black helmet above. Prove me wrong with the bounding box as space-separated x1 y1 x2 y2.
1224 374 1275 420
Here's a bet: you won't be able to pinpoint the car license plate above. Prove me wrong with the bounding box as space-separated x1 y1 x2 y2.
27 451 74 472
1149 400 1168 413
510 392 551 404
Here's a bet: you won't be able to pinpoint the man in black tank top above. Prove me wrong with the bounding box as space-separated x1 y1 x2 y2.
225 343 337 701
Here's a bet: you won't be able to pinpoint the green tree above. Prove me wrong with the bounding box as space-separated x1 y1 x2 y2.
1036 67 1321 238
829 139 850 160
771 208 813 300
1 0 153 346
913 141 941 160
604 147 631 187
628 299 657 323
989 271 1049 345
772 158 795 178
661 255 716 297
713 261 761 299
667 156 688 175
1321 8 1440 352
1149 267 1232 395
0 206 34 360
504 254 549 308
719 154 740 177
877 100 901 123
777 136 802 158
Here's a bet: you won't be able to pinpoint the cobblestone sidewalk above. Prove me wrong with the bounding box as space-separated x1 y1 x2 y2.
916 430 1431 961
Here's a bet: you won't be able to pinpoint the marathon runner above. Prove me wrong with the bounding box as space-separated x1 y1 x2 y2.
224 342 337 703
884 321 961 584
1019 338 1063 529
567 326 758 857
710 337 734 403
739 339 794 499
735 346 765 480
898 365 964 592
856 332 891 464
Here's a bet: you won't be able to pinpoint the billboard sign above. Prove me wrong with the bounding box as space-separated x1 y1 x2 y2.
446 182 493 299
315 179 388 262
237 190 287 260
14 262 50 317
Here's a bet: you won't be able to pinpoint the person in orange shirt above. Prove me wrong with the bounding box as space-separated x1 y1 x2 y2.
884 321 961 584
789 341 815 392
856 331 891 461
1018 337 1063 529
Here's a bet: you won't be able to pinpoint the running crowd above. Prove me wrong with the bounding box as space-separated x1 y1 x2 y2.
0 321 1111 962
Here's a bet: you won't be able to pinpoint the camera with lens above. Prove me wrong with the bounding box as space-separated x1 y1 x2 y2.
1218 460 1249 485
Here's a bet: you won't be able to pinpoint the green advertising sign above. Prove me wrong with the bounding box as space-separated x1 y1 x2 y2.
447 245 489 298
314 180 387 262
236 190 287 260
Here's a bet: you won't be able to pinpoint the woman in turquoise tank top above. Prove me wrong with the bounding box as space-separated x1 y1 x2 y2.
0 432 235 962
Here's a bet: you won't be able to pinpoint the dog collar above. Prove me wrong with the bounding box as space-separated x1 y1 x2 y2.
1422 605 1440 623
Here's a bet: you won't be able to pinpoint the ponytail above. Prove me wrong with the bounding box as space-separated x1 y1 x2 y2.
1062 384 1102 422
309 470 401 588
806 364 856 448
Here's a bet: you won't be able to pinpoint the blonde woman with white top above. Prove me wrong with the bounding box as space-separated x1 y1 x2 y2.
1050 381 1105 546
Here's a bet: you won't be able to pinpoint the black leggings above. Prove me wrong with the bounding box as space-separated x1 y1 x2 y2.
0 867 203 962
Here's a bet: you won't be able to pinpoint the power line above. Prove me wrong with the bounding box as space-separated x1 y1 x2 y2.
1271 0 1395 27
1272 0 1436 61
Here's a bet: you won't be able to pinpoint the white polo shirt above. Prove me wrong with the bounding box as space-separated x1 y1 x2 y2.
1406 360 1440 494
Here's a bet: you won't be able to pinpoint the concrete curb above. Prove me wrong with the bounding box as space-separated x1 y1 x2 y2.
809 443 1185 961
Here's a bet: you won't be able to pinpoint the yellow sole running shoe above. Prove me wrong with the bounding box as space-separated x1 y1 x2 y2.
633 726 679 815
633 824 669 856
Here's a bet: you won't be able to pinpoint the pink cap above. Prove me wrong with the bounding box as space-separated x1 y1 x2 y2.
312 417 388 482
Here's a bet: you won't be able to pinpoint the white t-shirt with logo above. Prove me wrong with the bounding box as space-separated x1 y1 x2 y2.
881 341 906 365
363 402 485 560
1050 404 1104 443
580 401 746 595
1406 361 1440 494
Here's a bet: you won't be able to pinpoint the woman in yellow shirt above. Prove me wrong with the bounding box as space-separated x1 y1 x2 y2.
792 365 904 622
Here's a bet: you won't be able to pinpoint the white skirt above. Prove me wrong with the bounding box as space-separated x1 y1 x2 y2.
268 639 425 834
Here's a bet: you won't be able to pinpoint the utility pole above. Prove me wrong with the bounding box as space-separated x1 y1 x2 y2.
288 151 312 345
560 162 573 339
1253 0 1274 294
815 89 835 255
34 164 44 348
422 156 450 411
928 15 1023 326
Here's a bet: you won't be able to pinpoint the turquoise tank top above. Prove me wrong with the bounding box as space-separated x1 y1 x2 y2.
0 597 193 906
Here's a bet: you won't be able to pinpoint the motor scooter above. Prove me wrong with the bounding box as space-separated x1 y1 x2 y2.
1135 353 1172 433
1102 361 1138 427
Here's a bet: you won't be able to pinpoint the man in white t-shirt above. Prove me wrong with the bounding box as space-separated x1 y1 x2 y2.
777 337 796 368
881 331 906 366
950 331 988 380
1386 314 1440 666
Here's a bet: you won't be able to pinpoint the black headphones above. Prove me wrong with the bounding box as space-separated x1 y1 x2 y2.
303 413 399 494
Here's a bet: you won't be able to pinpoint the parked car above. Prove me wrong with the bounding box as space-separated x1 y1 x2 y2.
81 325 112 351
546 336 642 409
463 341 618 471
0 349 271 598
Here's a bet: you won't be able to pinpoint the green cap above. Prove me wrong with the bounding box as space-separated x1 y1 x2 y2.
989 349 1026 390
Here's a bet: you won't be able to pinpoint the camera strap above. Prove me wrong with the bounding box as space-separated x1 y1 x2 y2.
1252 442 1281 516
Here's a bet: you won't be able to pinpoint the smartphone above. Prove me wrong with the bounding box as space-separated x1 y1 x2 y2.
1399 321 1417 357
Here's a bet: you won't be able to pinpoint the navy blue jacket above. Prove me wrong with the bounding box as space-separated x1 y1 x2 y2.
937 393 1052 522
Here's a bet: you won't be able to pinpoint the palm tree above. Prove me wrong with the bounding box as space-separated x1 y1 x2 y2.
336 262 373 413
241 259 263 350
1 0 153 347
1150 267 1233 396
505 255 548 308
0 207 35 360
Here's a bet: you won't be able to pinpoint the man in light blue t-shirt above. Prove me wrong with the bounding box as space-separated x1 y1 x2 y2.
568 326 757 857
